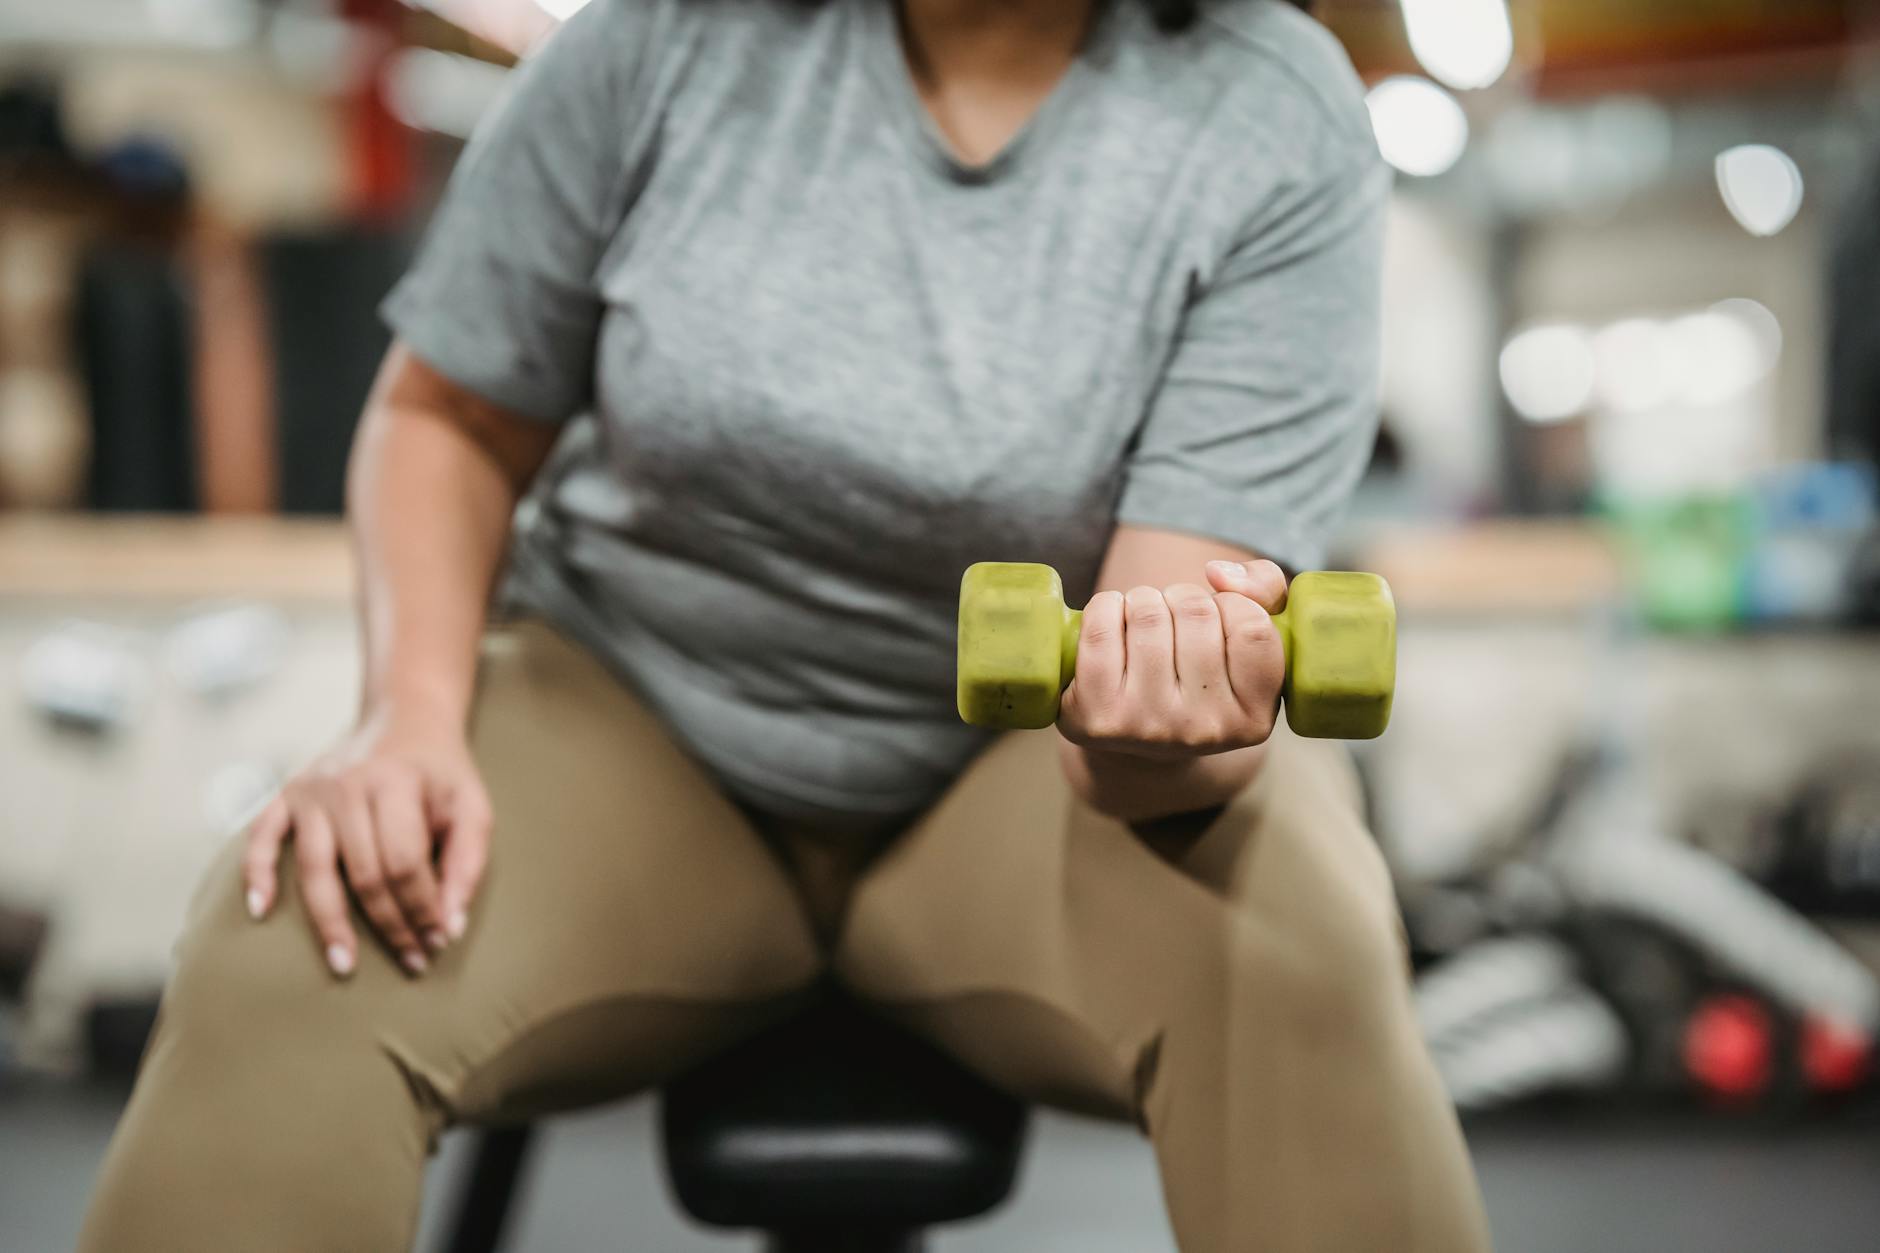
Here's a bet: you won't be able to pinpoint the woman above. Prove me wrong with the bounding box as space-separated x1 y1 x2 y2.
81 0 1490 1248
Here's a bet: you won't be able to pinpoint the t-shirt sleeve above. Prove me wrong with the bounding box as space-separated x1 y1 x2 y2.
379 0 656 422
1115 136 1390 572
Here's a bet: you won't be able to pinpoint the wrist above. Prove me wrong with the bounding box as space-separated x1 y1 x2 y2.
1061 739 1256 822
363 677 471 735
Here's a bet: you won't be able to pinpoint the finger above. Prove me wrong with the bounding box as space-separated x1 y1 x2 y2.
292 806 359 979
1063 589 1126 721
1121 584 1177 702
1216 592 1287 723
433 780 492 942
1205 558 1289 613
329 787 426 975
372 781 448 956
241 796 290 920
1163 582 1229 699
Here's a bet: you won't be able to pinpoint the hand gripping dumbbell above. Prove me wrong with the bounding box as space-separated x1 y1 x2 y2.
956 562 1396 739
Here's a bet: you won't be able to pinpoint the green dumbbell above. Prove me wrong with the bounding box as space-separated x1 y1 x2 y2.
956 562 1396 740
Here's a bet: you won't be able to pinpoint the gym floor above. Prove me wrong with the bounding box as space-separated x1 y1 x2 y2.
5 1079 1879 1252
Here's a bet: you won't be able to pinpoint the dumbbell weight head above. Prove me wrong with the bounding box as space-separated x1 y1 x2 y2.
1281 570 1396 740
956 562 1081 730
956 562 1396 740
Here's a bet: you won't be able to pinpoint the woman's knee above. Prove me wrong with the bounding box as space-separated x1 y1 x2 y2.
1227 874 1413 1051
157 848 379 1071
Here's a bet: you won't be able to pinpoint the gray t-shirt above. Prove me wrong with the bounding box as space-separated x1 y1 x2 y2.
381 0 1388 825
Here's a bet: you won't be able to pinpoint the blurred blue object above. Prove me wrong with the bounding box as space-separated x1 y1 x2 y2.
94 135 191 203
1745 463 1878 623
1755 462 1877 533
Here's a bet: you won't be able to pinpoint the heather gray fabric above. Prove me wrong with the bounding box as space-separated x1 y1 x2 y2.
381 0 1389 822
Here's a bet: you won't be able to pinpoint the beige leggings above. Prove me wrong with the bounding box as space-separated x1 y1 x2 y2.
80 619 1488 1252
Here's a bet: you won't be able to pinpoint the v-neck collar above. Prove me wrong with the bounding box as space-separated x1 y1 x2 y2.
857 0 1115 187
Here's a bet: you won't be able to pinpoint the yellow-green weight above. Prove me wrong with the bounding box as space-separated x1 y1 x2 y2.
955 562 1396 740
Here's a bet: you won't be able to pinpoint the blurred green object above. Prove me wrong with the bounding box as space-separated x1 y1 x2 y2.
1607 494 1755 632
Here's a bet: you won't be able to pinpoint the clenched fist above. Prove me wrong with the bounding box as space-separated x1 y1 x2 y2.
1057 558 1288 760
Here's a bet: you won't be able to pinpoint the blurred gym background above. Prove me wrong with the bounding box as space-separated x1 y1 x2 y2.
5 0 1880 1249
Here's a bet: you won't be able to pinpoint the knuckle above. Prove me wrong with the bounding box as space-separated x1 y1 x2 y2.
1238 710 1276 746
374 767 422 800
1128 602 1169 629
384 859 423 889
355 764 396 794
1176 718 1226 750
1231 613 1278 649
1075 700 1128 741
1173 596 1219 624
350 870 385 896
1126 713 1171 745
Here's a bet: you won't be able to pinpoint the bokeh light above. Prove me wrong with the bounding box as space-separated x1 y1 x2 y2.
1500 323 1597 424
1400 0 1515 91
1662 311 1769 408
1715 144 1805 237
1509 303 1784 421
1367 76 1470 178
1593 318 1673 414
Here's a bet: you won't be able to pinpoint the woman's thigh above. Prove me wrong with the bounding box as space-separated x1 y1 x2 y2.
82 619 827 1251
164 617 827 1129
831 726 1408 1120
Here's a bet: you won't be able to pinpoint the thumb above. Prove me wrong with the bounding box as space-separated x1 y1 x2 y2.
1204 558 1288 613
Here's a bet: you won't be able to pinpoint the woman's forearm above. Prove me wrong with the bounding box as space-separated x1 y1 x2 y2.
346 349 555 729
1057 738 1266 823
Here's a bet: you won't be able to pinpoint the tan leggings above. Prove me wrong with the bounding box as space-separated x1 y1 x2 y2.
80 619 1489 1252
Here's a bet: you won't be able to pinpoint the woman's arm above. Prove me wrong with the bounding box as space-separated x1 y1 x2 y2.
242 343 560 977
1059 95 1389 826
350 344 559 726
1055 524 1289 824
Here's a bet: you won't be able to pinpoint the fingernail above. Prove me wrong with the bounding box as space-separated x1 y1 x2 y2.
1208 560 1246 578
246 888 267 920
326 944 355 978
425 929 449 953
401 950 428 975
447 909 468 941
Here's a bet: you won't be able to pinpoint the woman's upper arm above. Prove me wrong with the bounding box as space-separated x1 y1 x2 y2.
377 0 666 425
368 342 563 494
1113 123 1391 575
